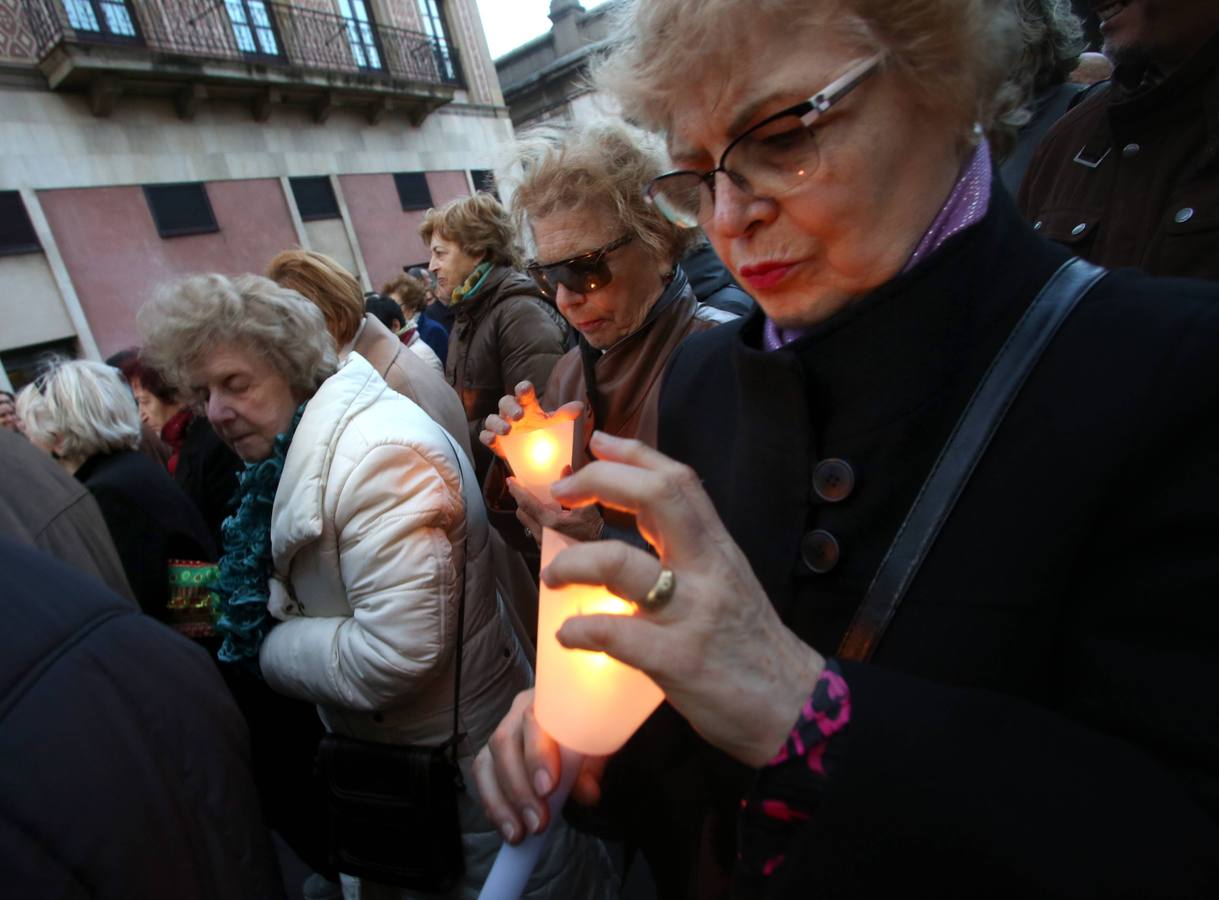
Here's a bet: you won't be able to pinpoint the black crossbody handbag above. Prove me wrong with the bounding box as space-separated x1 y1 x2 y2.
314 435 471 890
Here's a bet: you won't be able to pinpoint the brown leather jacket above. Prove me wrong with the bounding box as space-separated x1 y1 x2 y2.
539 274 734 533
1018 29 1219 279
445 266 570 479
352 313 473 462
542 276 734 462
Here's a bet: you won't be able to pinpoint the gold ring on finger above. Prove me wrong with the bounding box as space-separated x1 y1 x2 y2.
639 568 676 612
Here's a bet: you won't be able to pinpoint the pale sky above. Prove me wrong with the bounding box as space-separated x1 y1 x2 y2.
475 0 612 60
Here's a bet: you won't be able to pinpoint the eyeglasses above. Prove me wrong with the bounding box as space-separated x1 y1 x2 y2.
526 234 633 296
644 53 885 228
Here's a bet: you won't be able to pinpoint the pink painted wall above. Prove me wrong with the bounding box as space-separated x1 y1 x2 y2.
39 179 298 357
340 170 471 288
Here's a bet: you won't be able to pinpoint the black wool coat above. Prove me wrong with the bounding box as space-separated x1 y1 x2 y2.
76 449 215 620
173 414 242 551
658 186 1219 897
0 538 282 899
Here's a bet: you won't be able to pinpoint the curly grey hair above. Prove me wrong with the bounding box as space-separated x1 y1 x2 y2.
17 358 140 462
989 0 1085 157
137 273 337 402
594 0 1021 140
499 119 698 266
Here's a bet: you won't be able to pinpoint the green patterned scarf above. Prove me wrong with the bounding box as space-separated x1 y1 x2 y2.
450 261 493 306
215 403 306 669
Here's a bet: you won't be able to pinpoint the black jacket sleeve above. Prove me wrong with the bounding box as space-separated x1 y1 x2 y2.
762 660 1219 898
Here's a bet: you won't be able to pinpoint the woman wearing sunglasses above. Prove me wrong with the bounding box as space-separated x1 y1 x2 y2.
479 121 735 548
473 0 1219 896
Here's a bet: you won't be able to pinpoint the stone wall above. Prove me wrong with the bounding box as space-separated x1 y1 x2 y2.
0 0 37 63
0 86 513 191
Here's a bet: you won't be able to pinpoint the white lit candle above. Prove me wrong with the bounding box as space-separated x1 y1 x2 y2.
497 417 576 508
534 528 664 755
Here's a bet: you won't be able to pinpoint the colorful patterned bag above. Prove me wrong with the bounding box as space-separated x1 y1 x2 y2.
166 560 221 640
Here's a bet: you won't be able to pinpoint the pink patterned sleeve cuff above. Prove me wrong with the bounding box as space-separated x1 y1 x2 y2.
737 658 852 880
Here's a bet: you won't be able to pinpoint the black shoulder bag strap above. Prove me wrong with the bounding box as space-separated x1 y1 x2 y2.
440 431 467 785
837 257 1108 663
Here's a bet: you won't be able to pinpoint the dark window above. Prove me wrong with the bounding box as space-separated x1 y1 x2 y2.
144 183 219 238
290 176 341 221
1 338 79 391
0 192 41 256
65 0 139 40
225 0 280 57
394 172 433 211
470 169 498 198
337 0 382 70
417 0 457 82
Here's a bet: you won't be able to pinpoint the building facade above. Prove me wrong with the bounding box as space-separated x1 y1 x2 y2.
0 0 512 389
494 0 620 133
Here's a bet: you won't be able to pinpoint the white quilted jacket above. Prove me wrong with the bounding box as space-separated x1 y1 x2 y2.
259 355 612 899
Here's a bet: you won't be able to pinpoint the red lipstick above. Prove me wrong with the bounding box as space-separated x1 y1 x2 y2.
739 260 798 291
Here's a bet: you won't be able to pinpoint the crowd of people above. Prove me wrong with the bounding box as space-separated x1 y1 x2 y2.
2 0 1217 897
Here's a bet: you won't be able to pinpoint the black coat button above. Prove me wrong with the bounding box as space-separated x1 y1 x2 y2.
801 529 841 574
811 458 855 503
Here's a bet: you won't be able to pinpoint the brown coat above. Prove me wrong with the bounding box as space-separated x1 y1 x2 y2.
543 279 734 461
1018 28 1219 279
540 276 734 532
445 267 570 480
352 313 473 463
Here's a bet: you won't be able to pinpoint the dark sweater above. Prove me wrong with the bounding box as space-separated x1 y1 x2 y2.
0 538 282 899
76 449 215 620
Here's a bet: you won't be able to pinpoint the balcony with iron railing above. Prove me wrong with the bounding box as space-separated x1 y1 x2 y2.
21 0 463 122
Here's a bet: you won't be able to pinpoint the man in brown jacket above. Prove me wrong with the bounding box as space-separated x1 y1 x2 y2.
1018 0 1219 280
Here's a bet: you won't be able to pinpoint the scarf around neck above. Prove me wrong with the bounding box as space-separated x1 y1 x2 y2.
215 402 306 669
160 408 193 476
450 261 493 306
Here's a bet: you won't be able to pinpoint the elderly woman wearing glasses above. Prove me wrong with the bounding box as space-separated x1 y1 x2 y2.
479 122 734 547
473 0 1219 895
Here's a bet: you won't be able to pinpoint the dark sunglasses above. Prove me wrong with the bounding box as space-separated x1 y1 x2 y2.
526 234 633 296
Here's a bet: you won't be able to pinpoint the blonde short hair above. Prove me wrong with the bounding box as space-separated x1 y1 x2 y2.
18 358 140 461
137 273 337 401
419 193 521 269
595 0 1020 137
267 249 365 346
500 120 697 266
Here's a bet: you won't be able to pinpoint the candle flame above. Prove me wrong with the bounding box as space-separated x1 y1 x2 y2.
526 432 559 470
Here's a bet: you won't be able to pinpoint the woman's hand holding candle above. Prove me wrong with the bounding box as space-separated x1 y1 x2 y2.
481 381 600 543
480 381 585 461
474 432 826 851
473 689 609 845
544 432 825 768
507 468 604 545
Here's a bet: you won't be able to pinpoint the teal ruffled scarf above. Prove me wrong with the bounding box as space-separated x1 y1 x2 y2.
216 403 306 668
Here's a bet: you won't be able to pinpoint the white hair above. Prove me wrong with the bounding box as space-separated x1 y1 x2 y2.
18 358 141 462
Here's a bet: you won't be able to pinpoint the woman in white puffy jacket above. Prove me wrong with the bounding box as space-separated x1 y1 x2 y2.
138 273 614 900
